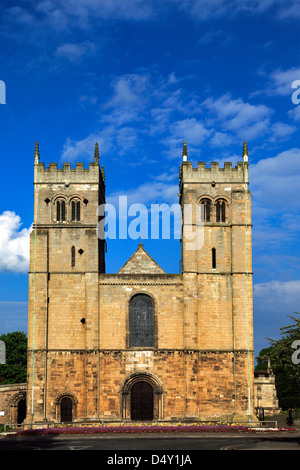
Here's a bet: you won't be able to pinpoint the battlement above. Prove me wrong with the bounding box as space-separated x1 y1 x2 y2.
35 161 101 183
181 160 248 183
180 141 249 184
33 141 105 185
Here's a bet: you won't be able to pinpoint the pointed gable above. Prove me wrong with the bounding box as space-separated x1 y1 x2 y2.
118 244 166 275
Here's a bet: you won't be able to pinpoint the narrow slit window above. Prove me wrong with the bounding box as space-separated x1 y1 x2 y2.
212 248 216 269
71 246 76 267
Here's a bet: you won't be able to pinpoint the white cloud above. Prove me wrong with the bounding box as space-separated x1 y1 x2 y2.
61 72 198 161
60 124 141 162
254 279 300 320
209 131 234 147
61 133 102 162
250 149 300 256
201 92 298 146
106 74 149 108
255 279 300 298
166 118 211 150
0 212 32 273
277 1 300 19
5 0 300 37
288 105 300 122
269 67 300 96
197 29 224 45
107 178 178 208
59 68 298 166
269 122 296 142
55 41 96 62
35 0 156 29
175 0 300 20
250 147 300 209
6 6 36 25
251 66 300 99
102 74 150 127
203 93 272 139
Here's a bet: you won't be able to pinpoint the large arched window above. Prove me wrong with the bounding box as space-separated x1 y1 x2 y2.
215 199 227 223
129 294 155 348
200 198 212 222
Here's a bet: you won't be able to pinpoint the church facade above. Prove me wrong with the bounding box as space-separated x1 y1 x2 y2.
25 140 255 425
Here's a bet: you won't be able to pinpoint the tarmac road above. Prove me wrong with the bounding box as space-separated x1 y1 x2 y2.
0 432 300 451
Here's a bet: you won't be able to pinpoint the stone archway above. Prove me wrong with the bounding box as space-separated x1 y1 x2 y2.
8 391 27 425
120 372 164 421
17 398 26 424
54 392 78 423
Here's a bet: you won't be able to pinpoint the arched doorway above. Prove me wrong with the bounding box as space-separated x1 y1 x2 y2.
9 390 27 425
17 398 26 424
131 381 154 421
60 397 73 423
120 372 163 421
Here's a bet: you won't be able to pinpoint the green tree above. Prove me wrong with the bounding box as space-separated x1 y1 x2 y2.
257 312 300 409
0 331 27 384
256 347 273 370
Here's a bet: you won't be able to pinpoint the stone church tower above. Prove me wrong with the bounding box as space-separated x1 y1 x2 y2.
25 140 254 426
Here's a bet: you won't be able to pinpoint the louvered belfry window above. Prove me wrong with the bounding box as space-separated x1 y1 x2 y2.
216 199 226 223
200 198 211 222
56 200 66 222
71 200 80 222
129 294 154 348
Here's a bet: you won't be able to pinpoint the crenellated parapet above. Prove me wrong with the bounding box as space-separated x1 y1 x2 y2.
33 141 105 185
179 142 249 186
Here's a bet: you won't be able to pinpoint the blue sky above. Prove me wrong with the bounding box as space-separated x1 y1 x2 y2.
0 0 299 357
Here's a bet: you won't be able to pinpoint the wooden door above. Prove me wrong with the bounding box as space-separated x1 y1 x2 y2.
61 397 72 423
131 382 153 421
